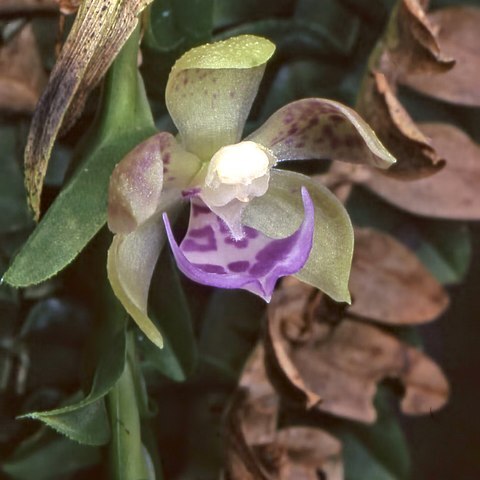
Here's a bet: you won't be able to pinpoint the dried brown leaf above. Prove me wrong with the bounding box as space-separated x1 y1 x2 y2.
356 0 453 178
225 350 343 480
356 71 445 179
363 123 480 219
24 0 153 220
276 428 343 480
349 228 449 324
264 281 322 410
380 0 454 78
0 25 47 113
0 0 58 16
266 284 450 423
401 6 480 107
56 0 81 15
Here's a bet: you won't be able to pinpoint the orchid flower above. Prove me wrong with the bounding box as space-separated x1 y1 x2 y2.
106 35 396 348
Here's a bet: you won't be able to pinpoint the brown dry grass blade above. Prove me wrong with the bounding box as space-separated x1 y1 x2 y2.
357 72 445 179
349 228 449 324
24 0 153 220
266 282 449 423
363 123 480 220
224 348 343 480
401 6 480 107
0 24 47 114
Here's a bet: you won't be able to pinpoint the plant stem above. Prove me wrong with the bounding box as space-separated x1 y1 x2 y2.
107 331 154 480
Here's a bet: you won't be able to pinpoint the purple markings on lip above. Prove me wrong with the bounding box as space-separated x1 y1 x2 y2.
164 188 315 302
248 234 298 277
193 263 226 274
182 226 217 252
227 261 250 273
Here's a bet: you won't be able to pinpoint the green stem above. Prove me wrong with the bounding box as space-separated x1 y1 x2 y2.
107 332 154 480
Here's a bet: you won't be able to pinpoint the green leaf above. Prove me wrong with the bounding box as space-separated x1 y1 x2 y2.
199 289 266 381
213 0 294 29
23 395 111 447
141 0 214 103
21 309 127 445
139 250 197 382
2 427 100 480
332 388 411 480
4 26 156 288
347 187 471 284
145 0 213 52
0 126 33 234
294 0 360 54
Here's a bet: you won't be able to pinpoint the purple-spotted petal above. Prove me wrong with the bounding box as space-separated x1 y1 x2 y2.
108 132 201 234
247 98 396 168
163 188 314 301
165 35 275 160
107 217 166 348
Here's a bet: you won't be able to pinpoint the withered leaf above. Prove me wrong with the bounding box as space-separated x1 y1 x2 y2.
56 0 82 15
225 349 343 480
0 24 47 114
401 6 480 107
349 228 449 324
264 280 322 410
25 0 153 220
266 284 449 423
239 346 279 446
362 123 480 220
380 0 454 78
275 428 343 480
356 0 453 178
356 71 445 179
0 0 58 16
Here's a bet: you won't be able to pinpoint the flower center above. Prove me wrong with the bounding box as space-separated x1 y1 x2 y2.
202 141 276 206
212 141 270 185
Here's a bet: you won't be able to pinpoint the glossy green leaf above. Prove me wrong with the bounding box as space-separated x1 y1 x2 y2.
2 427 100 480
199 289 266 380
347 187 471 284
21 311 127 445
141 0 213 103
245 170 354 303
0 126 33 234
331 388 410 480
138 250 197 382
294 0 360 54
4 26 156 288
213 0 294 29
145 0 213 52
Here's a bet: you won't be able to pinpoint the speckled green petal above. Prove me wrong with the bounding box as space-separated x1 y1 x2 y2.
107 217 165 348
243 169 353 303
108 132 201 234
247 98 396 168
166 35 275 160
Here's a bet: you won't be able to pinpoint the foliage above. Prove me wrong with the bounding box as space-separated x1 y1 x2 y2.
1 0 480 479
